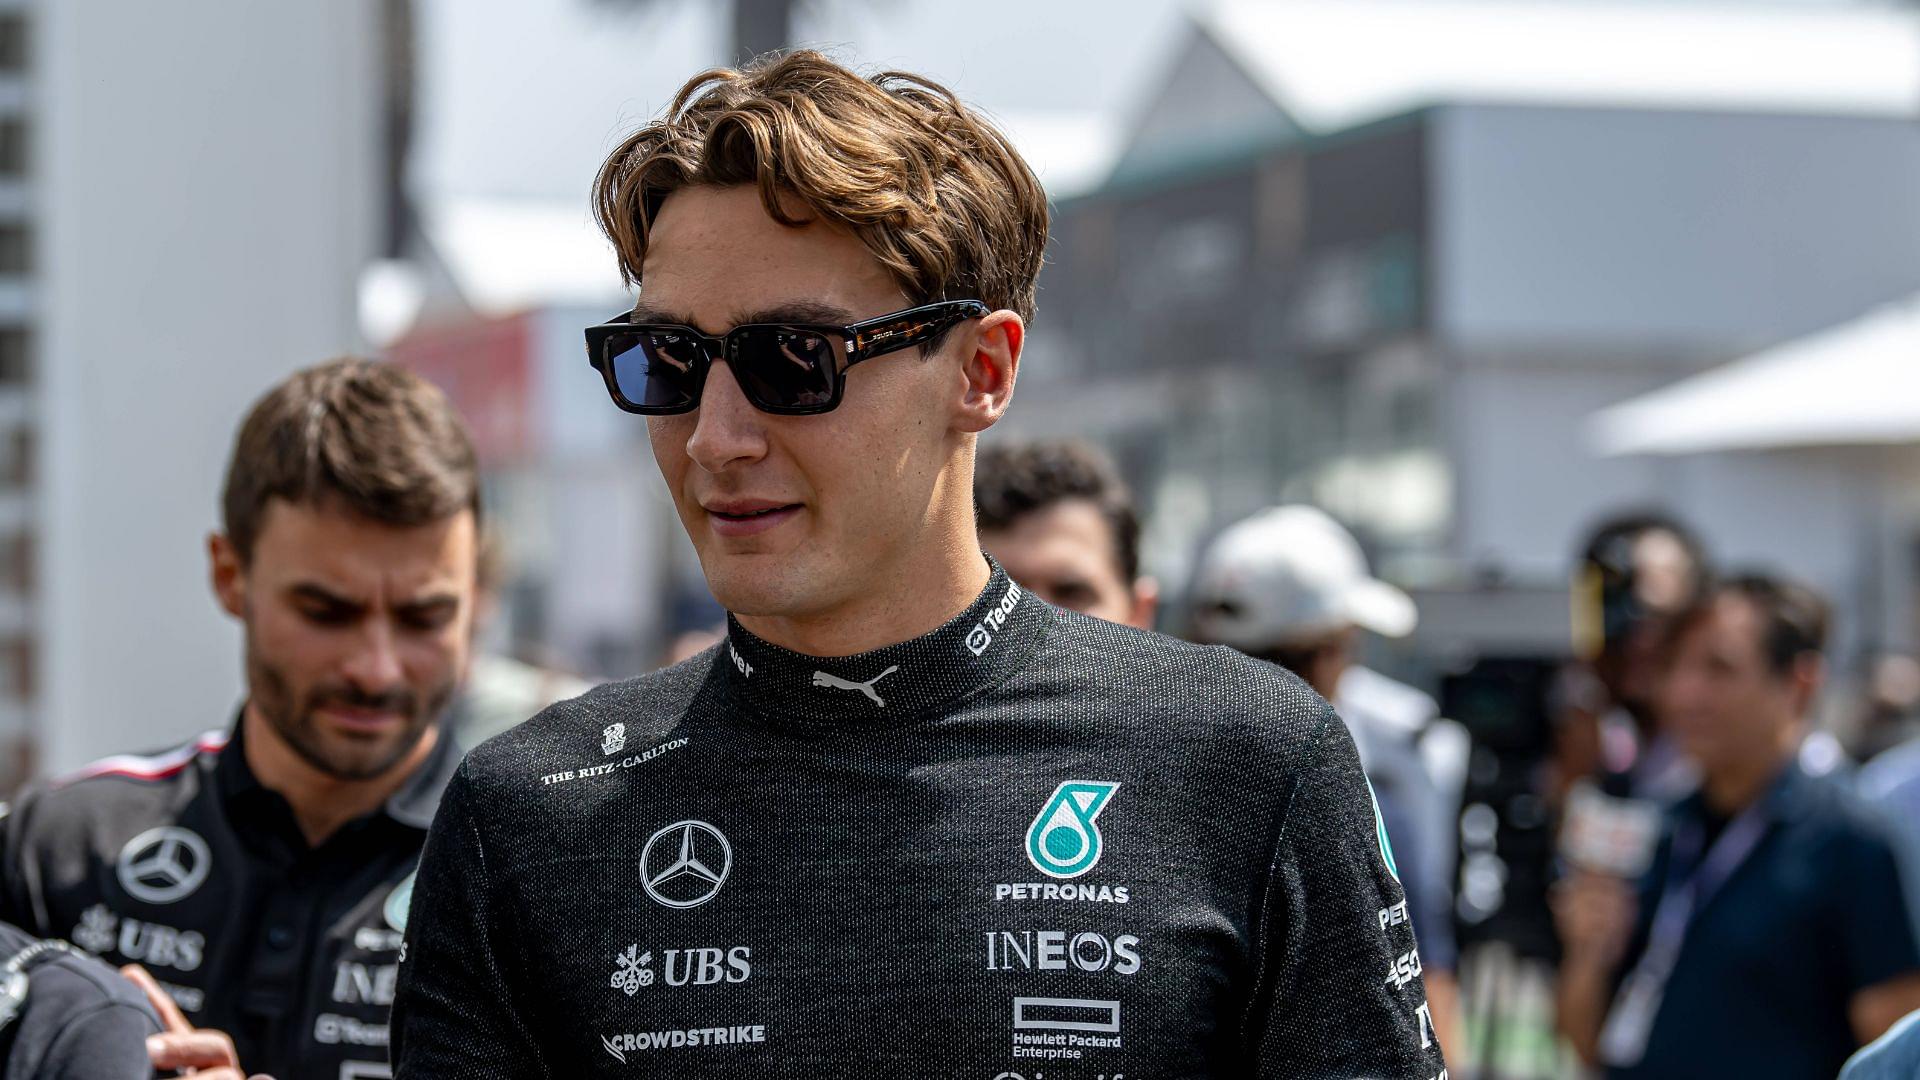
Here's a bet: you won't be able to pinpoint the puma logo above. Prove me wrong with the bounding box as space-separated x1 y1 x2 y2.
810 665 900 707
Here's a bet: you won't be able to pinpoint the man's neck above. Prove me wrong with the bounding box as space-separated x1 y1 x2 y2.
1701 737 1797 817
240 705 435 847
734 543 992 658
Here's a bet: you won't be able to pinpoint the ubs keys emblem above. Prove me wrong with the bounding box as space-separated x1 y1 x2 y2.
1025 781 1119 879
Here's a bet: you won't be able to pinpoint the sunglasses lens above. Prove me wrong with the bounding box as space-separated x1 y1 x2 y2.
606 330 703 411
733 328 842 411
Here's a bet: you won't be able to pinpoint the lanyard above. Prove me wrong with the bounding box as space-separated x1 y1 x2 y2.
1597 800 1771 1066
1642 804 1771 973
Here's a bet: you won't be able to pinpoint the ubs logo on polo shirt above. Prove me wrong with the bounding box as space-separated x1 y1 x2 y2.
70 903 207 973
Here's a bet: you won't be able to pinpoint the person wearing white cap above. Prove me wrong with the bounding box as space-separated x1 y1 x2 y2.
1191 504 1464 1059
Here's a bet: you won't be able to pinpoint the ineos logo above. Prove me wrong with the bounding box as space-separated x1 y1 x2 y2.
639 820 732 909
116 827 211 905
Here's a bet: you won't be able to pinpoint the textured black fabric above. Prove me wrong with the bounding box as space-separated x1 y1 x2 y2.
0 717 459 1080
393 564 1449 1078
0 919 160 1080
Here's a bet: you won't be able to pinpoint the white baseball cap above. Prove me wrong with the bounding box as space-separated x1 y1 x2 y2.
1190 505 1418 649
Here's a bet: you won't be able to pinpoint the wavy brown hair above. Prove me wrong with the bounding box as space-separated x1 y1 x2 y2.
221 358 480 563
592 50 1049 323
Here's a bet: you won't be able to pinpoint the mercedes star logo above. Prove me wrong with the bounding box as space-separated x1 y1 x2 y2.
116 826 212 905
639 820 732 909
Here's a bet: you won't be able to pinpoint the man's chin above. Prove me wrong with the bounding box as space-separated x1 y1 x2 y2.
701 556 830 619
296 724 426 782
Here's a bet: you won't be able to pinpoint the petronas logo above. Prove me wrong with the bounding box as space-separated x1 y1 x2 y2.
1366 780 1400 882
385 870 416 932
1025 781 1120 879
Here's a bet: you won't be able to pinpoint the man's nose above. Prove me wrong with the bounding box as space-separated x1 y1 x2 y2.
341 620 405 693
685 361 769 474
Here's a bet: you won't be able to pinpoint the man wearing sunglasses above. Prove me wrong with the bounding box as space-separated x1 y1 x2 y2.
392 50 1445 1079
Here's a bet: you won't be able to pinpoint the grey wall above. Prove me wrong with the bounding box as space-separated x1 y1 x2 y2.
1431 104 1920 356
41 1 381 771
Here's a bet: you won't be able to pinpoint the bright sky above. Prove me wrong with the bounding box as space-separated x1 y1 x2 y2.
414 0 1185 203
409 0 1878 311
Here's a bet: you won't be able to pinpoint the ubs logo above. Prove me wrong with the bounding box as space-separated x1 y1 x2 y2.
70 904 206 972
610 943 751 995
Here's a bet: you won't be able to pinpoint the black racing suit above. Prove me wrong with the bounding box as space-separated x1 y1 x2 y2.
393 564 1449 1078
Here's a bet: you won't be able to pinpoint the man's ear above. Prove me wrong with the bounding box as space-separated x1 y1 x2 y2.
208 533 246 620
1788 652 1827 717
1128 576 1160 632
952 310 1023 435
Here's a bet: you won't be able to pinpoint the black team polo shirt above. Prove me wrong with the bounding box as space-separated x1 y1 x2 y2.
0 715 459 1080
393 561 1450 1078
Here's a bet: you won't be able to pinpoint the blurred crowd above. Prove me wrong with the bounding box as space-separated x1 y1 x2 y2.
971 437 1920 1080
0 345 1912 1080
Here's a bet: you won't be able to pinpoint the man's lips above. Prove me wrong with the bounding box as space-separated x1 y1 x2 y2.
702 499 802 538
317 704 407 732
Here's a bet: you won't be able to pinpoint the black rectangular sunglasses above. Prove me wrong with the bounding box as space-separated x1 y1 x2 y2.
584 299 988 416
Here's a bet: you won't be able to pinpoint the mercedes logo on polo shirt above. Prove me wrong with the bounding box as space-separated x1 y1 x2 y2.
115 826 212 905
639 820 731 909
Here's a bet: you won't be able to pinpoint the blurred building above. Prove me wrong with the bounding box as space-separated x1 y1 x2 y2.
1593 298 1920 671
0 4 33 784
1020 0 1920 674
25 2 390 777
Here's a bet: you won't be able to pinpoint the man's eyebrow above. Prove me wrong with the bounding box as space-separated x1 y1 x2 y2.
628 302 694 325
287 582 364 610
626 301 860 330
394 592 463 616
288 583 463 612
736 301 858 326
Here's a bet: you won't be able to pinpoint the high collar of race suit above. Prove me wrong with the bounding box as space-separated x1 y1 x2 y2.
720 558 1047 724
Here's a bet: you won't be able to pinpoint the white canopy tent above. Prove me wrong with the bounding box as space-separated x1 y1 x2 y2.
1589 297 1920 457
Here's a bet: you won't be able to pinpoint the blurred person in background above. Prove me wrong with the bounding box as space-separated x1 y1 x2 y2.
1555 512 1710 807
1551 514 1711 1000
973 439 1157 629
1856 654 1920 817
1853 654 1920 764
0 359 480 1080
1189 504 1465 1060
1555 574 1920 1078
392 51 1445 1077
